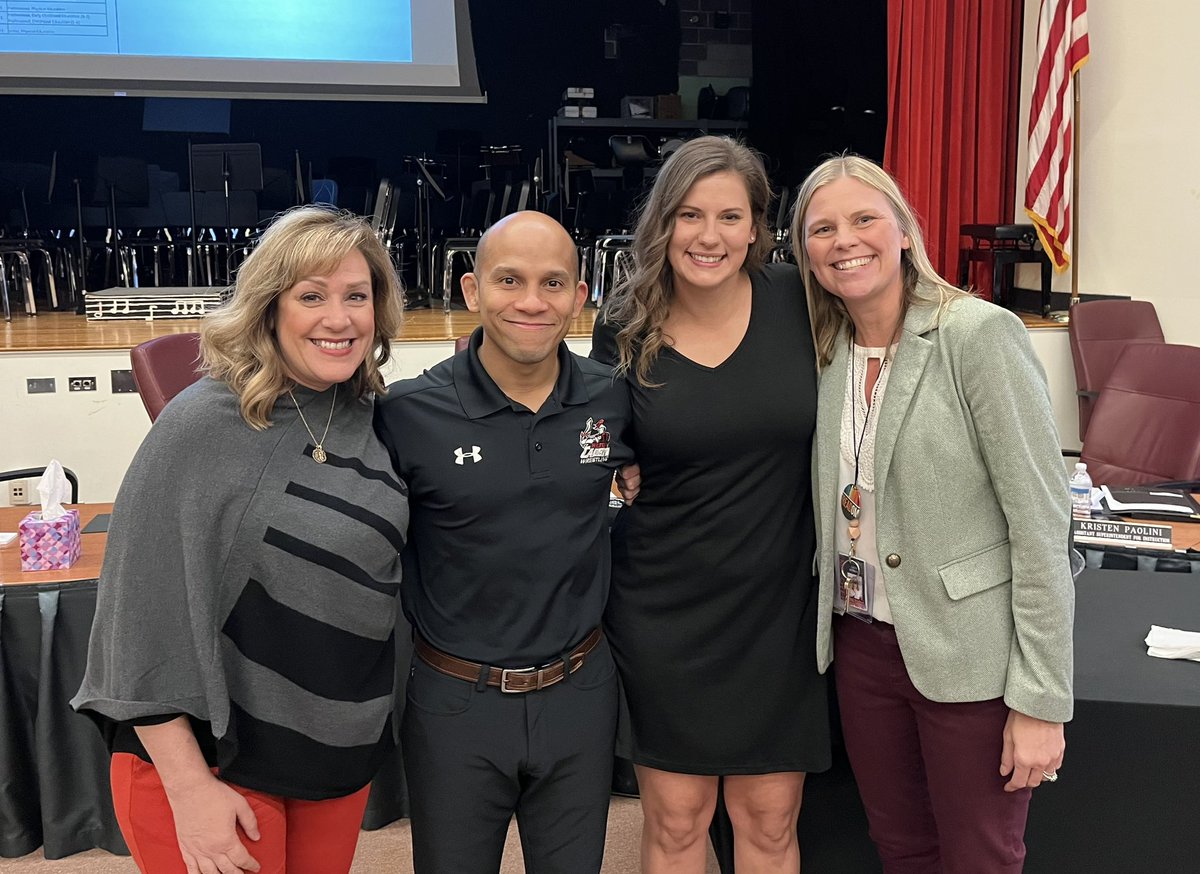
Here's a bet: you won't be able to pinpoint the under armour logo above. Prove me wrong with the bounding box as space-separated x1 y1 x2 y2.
454 445 482 465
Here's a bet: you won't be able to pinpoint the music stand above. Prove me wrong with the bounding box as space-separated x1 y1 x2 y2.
435 129 482 195
404 155 450 308
93 156 149 287
190 143 263 284
294 149 306 204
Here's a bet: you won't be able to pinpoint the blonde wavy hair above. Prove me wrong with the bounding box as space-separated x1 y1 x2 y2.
200 206 404 429
603 136 773 386
790 154 970 368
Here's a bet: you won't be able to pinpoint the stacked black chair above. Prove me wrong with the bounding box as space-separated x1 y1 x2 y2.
439 182 497 311
1 160 67 316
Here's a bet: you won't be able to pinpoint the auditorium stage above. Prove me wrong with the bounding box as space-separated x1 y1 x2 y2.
0 308 600 353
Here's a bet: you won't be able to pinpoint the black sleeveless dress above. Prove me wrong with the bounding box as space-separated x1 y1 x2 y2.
592 263 830 774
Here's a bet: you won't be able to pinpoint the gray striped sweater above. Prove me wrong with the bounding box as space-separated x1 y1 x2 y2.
72 377 408 799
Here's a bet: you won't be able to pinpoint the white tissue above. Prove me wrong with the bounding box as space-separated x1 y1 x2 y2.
36 460 70 521
1145 625 1200 662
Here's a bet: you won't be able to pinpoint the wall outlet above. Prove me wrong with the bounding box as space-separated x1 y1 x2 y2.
111 369 138 393
69 376 97 392
8 479 31 505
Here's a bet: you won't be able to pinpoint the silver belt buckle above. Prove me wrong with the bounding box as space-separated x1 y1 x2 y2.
500 665 540 693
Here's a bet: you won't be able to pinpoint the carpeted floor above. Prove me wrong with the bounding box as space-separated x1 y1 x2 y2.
0 798 720 873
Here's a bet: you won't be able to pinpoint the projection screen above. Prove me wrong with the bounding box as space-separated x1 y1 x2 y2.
0 0 484 102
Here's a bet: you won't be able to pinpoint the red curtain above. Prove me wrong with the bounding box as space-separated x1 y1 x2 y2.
884 0 1023 296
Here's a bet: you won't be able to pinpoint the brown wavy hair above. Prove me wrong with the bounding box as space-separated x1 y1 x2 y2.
200 206 404 428
603 136 773 386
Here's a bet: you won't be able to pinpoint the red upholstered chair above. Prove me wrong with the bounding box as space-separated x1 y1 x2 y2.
130 332 204 422
454 335 470 353
1079 343 1200 487
1068 300 1164 442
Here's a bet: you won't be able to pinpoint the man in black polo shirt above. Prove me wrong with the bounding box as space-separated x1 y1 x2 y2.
376 211 634 873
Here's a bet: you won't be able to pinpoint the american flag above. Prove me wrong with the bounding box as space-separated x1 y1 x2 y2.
1024 0 1090 272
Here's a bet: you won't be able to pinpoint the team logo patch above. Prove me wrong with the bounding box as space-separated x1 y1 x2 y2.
454 445 482 465
579 417 611 464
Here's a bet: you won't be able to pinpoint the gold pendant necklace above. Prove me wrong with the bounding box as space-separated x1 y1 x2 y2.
289 385 337 463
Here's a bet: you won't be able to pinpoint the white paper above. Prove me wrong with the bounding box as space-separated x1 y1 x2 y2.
1145 625 1200 662
36 460 70 521
1101 485 1196 515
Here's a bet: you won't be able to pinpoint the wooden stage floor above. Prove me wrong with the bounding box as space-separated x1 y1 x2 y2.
0 308 595 353
0 306 1061 354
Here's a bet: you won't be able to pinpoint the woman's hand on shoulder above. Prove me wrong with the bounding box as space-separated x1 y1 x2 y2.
999 708 1065 792
164 771 262 874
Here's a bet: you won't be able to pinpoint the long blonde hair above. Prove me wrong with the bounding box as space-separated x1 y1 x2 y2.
201 206 404 428
604 136 773 386
790 155 969 367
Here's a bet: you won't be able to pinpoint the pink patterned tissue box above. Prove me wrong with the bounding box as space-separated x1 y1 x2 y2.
19 509 81 571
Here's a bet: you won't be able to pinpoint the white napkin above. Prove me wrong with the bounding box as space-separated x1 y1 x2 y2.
36 460 70 521
1145 625 1200 662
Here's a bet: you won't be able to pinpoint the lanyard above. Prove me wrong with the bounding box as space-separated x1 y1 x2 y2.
839 316 903 557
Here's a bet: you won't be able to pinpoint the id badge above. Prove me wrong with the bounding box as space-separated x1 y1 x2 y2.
834 552 876 623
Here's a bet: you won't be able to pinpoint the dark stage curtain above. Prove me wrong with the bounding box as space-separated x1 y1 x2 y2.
883 0 1023 294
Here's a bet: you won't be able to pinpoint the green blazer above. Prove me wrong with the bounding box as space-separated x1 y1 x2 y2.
813 293 1074 723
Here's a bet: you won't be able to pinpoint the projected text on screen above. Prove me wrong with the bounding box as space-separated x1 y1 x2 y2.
0 0 413 64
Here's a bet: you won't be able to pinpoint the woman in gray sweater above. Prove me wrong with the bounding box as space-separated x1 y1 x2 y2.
73 206 408 874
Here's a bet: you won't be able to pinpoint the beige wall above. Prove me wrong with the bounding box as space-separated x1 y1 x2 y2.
1016 0 1200 343
0 331 1081 506
0 339 594 505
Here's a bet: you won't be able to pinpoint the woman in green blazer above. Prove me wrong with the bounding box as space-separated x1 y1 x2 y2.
791 155 1073 873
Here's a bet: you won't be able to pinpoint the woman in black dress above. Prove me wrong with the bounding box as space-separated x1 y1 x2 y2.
593 136 829 872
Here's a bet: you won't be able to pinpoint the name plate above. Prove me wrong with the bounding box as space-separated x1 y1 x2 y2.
1073 518 1175 551
85 287 231 321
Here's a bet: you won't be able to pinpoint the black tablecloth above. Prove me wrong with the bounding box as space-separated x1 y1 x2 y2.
0 582 125 859
1079 543 1200 574
713 568 1200 873
0 577 411 859
1025 569 1200 872
3 569 1198 866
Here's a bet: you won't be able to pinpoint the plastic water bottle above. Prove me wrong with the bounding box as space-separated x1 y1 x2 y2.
1069 462 1092 520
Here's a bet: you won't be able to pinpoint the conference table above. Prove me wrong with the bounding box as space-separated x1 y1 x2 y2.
0 503 122 859
730 568 1200 874
1077 523 1200 574
0 503 410 859
1024 570 1200 872
3 505 1199 869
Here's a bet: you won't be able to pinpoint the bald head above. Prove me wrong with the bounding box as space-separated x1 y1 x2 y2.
475 211 579 284
460 209 588 378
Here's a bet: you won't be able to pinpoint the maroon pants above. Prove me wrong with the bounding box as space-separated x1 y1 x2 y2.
833 615 1031 874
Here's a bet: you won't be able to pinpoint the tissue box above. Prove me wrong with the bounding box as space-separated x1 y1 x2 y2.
19 509 81 571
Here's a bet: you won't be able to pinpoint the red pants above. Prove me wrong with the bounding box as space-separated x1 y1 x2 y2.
833 616 1031 874
110 753 370 874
